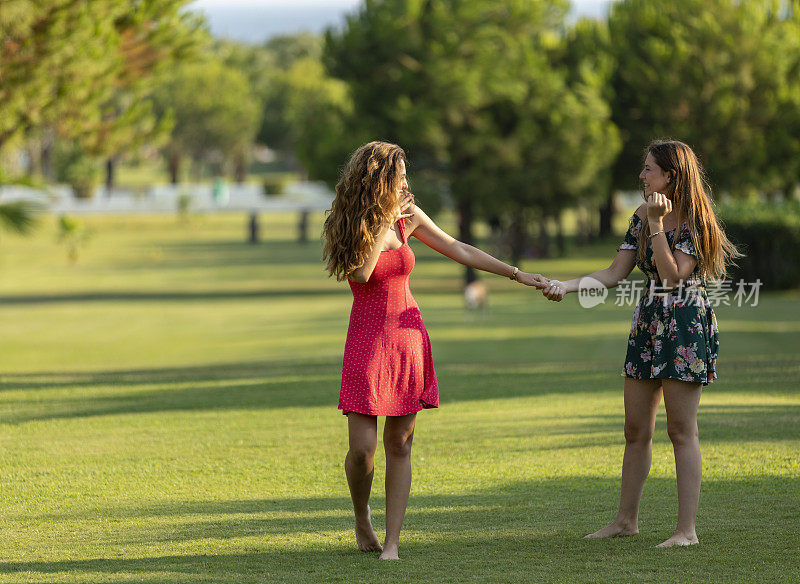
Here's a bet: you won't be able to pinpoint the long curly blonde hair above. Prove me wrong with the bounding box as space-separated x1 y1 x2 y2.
638 140 742 281
322 141 406 281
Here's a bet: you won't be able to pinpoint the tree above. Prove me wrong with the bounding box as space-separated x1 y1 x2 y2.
255 34 324 156
278 56 366 185
153 58 262 183
85 1 207 190
560 17 620 238
216 35 365 184
0 0 122 151
607 0 800 198
325 0 619 276
1 1 208 190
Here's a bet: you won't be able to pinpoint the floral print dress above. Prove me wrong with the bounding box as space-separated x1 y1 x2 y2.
618 213 719 385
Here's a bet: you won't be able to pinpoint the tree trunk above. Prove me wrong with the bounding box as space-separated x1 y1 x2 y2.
105 157 116 192
297 210 309 243
509 211 526 266
248 212 259 243
598 192 615 238
538 218 550 258
457 197 477 285
169 150 180 185
556 212 566 256
582 200 596 244
26 142 41 176
234 151 247 184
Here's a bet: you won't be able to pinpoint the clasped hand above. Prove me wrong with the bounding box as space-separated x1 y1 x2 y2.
516 272 565 299
516 272 549 289
646 192 672 221
541 279 565 301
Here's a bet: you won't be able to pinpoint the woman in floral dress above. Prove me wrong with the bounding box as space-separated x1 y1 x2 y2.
540 140 740 547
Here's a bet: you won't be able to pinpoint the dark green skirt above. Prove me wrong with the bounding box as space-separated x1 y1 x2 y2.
623 289 718 386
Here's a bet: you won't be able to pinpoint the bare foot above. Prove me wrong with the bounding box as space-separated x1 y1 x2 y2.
656 533 698 548
355 506 382 552
379 543 399 560
584 521 639 539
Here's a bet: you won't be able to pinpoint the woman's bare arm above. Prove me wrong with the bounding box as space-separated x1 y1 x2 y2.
408 205 545 286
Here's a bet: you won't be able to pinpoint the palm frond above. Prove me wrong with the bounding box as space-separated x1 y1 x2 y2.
0 200 45 235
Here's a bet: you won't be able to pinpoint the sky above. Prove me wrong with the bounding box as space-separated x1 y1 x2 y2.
191 0 618 44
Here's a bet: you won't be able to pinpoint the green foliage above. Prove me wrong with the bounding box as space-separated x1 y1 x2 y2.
0 0 121 149
54 142 101 199
153 57 262 177
249 34 326 152
262 174 293 196
0 169 42 188
82 1 207 160
282 57 367 186
325 0 619 261
0 0 208 193
607 0 800 196
0 200 42 235
57 214 89 263
720 199 800 289
221 34 364 185
176 192 193 219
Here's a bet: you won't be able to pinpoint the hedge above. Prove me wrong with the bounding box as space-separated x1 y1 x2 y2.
719 199 800 290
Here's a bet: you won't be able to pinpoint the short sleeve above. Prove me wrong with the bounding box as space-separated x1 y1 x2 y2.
617 213 641 252
674 222 697 257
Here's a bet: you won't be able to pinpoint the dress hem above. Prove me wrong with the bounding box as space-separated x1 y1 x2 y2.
621 372 716 387
339 399 438 416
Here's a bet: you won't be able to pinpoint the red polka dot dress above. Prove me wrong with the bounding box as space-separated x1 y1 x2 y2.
339 219 439 416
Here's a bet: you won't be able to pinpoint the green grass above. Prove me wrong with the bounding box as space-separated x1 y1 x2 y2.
0 212 798 583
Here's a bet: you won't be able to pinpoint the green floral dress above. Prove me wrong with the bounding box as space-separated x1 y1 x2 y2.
618 213 719 386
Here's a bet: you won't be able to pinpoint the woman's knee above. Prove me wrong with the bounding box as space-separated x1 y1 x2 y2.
624 422 653 445
347 444 376 466
666 420 698 446
384 432 414 459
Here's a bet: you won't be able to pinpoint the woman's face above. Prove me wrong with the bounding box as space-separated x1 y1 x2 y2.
398 159 409 193
639 152 671 197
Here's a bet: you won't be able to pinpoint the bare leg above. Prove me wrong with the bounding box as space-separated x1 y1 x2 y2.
586 377 662 538
345 412 382 552
657 380 702 548
379 413 416 560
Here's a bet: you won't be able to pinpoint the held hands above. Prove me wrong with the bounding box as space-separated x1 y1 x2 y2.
516 271 549 289
541 279 566 302
646 192 672 223
516 271 567 300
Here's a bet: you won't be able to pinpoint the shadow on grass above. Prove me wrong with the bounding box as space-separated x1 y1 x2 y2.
2 357 800 437
0 359 341 392
0 284 537 304
0 289 338 304
3 477 798 583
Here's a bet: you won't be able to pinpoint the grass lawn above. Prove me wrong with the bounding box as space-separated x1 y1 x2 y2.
0 211 798 583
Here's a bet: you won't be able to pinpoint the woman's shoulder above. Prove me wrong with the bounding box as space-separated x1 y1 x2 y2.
634 203 648 221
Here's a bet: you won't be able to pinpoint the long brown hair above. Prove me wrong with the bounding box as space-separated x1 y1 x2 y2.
322 141 406 281
638 139 741 281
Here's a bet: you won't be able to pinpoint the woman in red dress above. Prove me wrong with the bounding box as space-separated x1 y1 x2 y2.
322 141 547 559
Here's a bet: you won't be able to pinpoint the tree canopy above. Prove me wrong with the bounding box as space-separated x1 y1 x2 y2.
325 0 619 265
